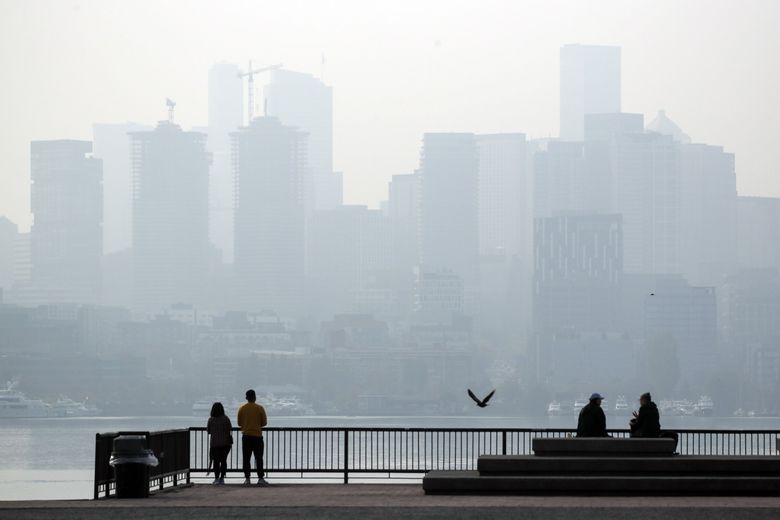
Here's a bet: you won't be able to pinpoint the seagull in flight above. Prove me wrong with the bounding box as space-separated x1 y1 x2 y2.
468 389 496 408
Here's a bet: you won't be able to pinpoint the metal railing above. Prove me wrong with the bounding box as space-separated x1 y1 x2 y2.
94 429 190 499
188 427 780 483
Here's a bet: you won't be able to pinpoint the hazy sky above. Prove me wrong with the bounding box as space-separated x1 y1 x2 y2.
1 0 779 231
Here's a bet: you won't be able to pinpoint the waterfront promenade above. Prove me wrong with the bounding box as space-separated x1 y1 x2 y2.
4 484 780 519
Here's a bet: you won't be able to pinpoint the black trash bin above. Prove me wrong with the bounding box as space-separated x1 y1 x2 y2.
109 435 159 498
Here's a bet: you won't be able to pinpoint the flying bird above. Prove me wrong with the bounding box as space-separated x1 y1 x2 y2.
468 389 496 408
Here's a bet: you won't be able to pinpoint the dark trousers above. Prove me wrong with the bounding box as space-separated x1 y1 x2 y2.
210 445 231 479
242 435 264 479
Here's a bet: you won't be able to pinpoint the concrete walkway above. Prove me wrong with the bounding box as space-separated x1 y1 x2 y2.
3 484 780 519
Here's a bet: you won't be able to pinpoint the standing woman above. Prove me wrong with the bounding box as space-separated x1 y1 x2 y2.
207 402 233 484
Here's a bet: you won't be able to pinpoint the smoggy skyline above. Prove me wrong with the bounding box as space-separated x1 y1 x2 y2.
1 0 779 230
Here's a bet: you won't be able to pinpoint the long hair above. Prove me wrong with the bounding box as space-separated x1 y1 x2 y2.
210 401 225 418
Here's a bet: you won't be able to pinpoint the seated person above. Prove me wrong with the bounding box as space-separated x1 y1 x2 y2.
576 393 610 437
629 392 661 437
630 392 678 451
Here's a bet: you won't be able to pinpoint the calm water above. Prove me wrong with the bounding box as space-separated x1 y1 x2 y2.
3 414 780 501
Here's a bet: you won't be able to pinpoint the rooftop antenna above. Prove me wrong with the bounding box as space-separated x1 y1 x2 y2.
166 98 176 124
238 61 283 124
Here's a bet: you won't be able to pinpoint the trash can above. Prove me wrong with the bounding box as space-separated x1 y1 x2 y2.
109 435 159 498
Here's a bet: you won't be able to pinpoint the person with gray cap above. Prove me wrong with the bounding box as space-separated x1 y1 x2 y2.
576 392 611 437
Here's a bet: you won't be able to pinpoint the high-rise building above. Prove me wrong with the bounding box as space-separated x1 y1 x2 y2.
476 133 530 257
736 196 780 272
93 122 151 255
386 173 420 272
560 44 622 141
0 217 17 294
533 214 623 333
679 143 737 286
419 133 479 286
130 122 210 313
208 62 243 262
264 69 341 215
643 276 717 389
30 140 102 304
232 117 306 317
612 132 680 275
308 205 391 318
533 141 612 219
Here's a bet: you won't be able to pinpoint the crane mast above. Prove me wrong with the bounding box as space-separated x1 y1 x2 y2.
237 61 283 124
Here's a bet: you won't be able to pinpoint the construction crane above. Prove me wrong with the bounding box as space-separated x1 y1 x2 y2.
237 61 283 123
166 98 176 124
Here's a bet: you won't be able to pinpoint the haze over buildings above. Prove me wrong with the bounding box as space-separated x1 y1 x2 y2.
1 1 780 417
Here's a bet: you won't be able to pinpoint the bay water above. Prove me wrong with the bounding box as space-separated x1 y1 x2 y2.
3 414 780 501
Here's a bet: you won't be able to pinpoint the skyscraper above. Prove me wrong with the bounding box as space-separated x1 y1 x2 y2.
30 140 103 304
533 141 612 219
232 117 306 317
208 62 243 262
308 205 390 318
560 44 621 141
612 132 680 275
264 69 341 215
533 214 623 334
0 216 17 295
131 122 210 313
679 143 737 286
476 133 530 257
419 133 479 285
93 122 151 255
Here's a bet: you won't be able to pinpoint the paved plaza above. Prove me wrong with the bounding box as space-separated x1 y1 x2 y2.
3 484 780 519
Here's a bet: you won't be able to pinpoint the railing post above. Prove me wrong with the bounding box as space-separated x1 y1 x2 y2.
343 429 349 484
502 431 507 455
94 433 100 500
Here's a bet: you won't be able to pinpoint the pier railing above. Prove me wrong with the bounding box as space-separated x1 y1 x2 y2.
95 426 780 497
94 429 190 499
190 427 780 483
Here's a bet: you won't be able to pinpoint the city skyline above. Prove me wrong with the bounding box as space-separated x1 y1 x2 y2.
1 0 780 231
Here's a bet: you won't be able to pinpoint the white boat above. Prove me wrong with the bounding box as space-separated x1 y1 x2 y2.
572 397 590 413
614 395 629 414
50 396 101 417
695 395 714 416
546 400 563 416
0 382 51 418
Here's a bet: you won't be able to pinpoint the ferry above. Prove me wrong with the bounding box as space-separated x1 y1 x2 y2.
50 396 101 417
0 382 50 418
546 400 563 416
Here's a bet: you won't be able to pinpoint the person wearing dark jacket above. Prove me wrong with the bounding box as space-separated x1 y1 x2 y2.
630 392 661 437
577 393 610 437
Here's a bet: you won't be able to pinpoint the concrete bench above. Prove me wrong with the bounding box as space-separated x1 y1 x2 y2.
532 437 676 457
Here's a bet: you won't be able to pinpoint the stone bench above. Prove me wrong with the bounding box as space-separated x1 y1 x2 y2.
532 437 676 457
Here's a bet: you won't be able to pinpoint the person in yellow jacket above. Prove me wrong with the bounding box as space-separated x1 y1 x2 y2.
237 389 268 485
